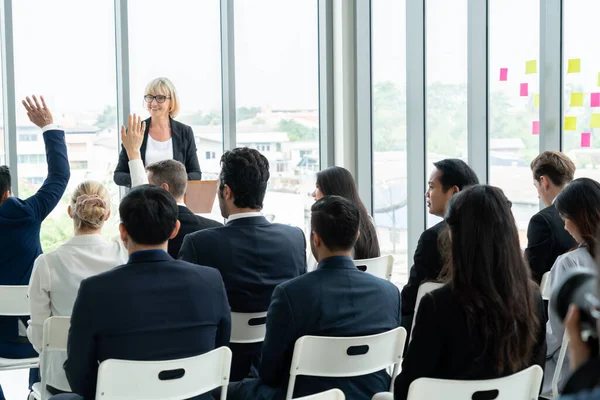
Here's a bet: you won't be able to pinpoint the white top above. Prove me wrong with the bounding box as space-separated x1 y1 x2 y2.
144 135 173 166
226 211 264 224
27 234 129 391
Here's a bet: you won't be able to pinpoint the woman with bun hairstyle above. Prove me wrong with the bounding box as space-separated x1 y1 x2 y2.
27 181 128 394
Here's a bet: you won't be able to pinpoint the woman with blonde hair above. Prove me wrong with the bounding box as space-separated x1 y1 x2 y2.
113 77 202 187
27 181 128 395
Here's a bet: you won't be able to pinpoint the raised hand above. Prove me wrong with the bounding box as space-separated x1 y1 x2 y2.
22 95 54 128
121 114 146 160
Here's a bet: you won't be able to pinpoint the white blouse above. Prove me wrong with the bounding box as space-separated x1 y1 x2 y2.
144 135 173 166
27 234 128 391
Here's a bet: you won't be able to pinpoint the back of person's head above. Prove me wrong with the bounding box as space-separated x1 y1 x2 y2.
316 166 380 259
146 159 187 200
530 151 575 187
444 184 538 375
119 185 178 245
219 147 270 210
433 159 479 191
70 181 111 231
0 166 10 204
311 195 360 252
555 178 600 258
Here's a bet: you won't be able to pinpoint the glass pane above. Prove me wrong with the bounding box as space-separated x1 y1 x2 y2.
13 0 118 252
0 48 3 165
372 0 407 288
129 0 223 220
426 0 468 228
234 0 319 235
563 0 600 182
489 0 540 247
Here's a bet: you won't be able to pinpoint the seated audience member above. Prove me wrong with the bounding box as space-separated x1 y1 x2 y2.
543 178 600 394
394 185 546 400
53 185 231 400
27 181 126 394
0 96 70 398
400 159 478 335
179 147 306 381
526 151 577 283
226 195 401 400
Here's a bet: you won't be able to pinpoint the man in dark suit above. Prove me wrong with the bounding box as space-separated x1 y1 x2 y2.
54 185 231 400
179 147 307 381
0 96 70 397
400 159 478 336
225 196 401 400
526 151 577 283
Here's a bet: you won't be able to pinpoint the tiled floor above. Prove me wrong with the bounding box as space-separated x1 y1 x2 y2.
0 369 30 400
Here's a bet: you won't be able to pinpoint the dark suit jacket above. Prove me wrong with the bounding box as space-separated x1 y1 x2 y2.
400 221 446 336
394 285 547 400
525 204 576 283
0 129 69 341
168 206 223 259
64 250 231 400
113 117 202 187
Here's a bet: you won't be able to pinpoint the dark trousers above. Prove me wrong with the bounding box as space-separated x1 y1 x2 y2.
229 342 262 381
0 340 40 400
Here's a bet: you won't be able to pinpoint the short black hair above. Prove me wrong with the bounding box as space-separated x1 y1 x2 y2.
0 166 11 196
433 159 479 192
311 195 360 251
119 185 178 245
219 147 270 209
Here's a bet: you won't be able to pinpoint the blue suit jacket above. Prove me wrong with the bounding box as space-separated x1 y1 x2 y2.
64 251 231 400
0 129 69 341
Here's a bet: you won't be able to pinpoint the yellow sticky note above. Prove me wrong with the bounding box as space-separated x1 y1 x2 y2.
534 94 540 108
592 114 600 128
526 60 537 74
564 116 577 131
598 72 600 86
571 92 584 107
568 58 581 73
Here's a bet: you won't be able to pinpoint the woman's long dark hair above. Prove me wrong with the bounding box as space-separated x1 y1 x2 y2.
444 185 539 374
316 167 380 259
555 178 600 258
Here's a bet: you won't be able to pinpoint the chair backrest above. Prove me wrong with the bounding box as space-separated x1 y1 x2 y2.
353 255 394 281
0 285 30 316
286 327 407 399
410 282 444 342
295 389 345 400
42 316 71 351
95 347 232 400
184 180 218 214
230 311 268 343
406 364 544 400
540 271 551 301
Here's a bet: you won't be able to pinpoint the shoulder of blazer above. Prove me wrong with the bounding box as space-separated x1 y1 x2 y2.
169 118 193 140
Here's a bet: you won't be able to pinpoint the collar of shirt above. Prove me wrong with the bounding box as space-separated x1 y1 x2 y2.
64 234 108 246
176 202 187 207
226 211 264 223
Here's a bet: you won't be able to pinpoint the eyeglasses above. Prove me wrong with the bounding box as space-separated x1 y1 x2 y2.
144 95 171 103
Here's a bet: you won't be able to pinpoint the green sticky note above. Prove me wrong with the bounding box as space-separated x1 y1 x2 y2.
564 116 577 131
534 94 540 108
571 92 584 107
592 114 600 129
568 58 581 73
526 60 537 74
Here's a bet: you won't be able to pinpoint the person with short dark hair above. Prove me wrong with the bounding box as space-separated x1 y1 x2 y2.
400 159 478 336
526 151 577 283
180 147 307 381
225 195 401 400
56 185 231 400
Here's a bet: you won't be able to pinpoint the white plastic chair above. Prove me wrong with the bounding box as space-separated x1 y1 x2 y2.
409 282 444 343
95 346 232 400
542 332 570 399
230 311 268 343
296 389 345 400
286 327 407 399
353 255 394 281
541 271 551 301
0 285 39 370
404 364 543 400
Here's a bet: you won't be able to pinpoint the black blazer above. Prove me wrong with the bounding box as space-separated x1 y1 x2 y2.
167 206 223 259
113 117 202 187
394 285 546 400
63 251 231 400
400 221 446 336
525 204 576 283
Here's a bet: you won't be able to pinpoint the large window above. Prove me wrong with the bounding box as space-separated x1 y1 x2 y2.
13 0 118 252
489 0 540 246
372 0 408 288
234 0 319 234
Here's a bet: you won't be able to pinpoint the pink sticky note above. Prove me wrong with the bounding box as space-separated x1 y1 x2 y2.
532 121 540 135
581 132 591 148
520 83 528 96
499 68 508 81
592 93 600 107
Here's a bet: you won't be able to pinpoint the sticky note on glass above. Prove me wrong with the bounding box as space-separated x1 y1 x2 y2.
598 72 600 86
571 92 584 107
581 133 591 148
520 83 528 97
592 93 600 107
534 94 540 108
568 59 581 73
592 114 600 128
532 121 540 135
564 116 577 131
526 60 537 74
499 68 508 81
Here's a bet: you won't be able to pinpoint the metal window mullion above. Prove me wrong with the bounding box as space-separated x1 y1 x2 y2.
318 0 334 169
114 0 130 197
220 0 236 151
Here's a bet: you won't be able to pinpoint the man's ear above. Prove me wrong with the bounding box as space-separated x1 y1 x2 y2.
170 220 181 240
312 231 321 247
223 184 233 200
540 175 550 189
451 185 460 195
161 183 169 192
119 223 128 243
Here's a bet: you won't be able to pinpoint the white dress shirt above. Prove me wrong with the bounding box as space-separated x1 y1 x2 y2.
144 135 173 167
226 211 264 224
27 234 129 391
